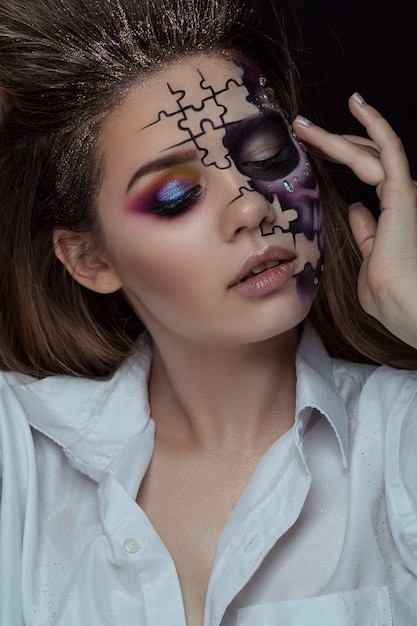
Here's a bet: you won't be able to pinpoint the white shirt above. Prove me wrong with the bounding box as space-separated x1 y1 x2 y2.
0 323 416 625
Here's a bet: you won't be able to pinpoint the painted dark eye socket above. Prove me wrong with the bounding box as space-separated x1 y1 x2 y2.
224 113 300 182
240 149 292 180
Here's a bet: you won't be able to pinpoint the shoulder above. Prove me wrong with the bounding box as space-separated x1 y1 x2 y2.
330 358 378 405
0 338 153 477
332 360 417 574
0 336 152 438
332 357 417 412
376 366 417 575
0 369 39 494
331 359 417 477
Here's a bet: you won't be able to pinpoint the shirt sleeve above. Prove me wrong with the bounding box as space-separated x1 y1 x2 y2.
385 371 417 576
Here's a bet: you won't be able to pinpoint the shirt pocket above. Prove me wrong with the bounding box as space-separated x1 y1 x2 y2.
236 586 392 625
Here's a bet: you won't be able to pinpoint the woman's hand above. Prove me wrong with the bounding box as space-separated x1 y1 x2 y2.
293 94 417 349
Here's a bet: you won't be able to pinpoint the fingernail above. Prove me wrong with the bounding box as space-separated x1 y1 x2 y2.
295 115 314 127
352 92 367 106
348 201 365 211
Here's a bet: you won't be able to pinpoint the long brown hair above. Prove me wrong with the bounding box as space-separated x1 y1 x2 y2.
0 0 415 378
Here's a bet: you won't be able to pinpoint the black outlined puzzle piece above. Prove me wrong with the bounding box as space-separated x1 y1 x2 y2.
197 119 233 169
177 97 227 138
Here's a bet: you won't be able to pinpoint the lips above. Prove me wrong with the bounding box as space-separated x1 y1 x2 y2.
230 246 296 287
240 259 283 282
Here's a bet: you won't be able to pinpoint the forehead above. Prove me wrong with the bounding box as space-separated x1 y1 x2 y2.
105 55 264 166
144 54 258 123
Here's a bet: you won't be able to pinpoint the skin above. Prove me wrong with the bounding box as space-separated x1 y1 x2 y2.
56 55 318 625
88 54 322 352
54 58 417 626
294 95 417 349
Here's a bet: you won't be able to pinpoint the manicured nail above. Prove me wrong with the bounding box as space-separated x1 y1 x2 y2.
295 115 314 127
348 201 365 211
352 92 367 105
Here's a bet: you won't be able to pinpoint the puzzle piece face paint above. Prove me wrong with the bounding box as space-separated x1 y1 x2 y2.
137 56 323 299
224 59 323 299
97 55 324 347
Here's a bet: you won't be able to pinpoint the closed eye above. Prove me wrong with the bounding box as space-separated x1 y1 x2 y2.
224 113 300 182
240 145 299 181
126 165 205 218
150 181 204 217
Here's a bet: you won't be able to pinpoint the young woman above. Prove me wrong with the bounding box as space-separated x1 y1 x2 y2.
0 0 416 624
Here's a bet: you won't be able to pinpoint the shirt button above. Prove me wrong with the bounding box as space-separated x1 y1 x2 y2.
123 537 141 554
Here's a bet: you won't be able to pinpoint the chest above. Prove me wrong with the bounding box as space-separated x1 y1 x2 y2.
10 416 414 625
136 447 265 626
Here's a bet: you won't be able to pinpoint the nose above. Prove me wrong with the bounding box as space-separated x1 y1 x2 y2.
220 179 276 242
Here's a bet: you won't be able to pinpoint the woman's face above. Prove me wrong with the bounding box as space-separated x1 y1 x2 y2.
95 53 323 347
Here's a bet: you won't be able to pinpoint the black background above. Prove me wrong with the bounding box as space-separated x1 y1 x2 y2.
293 0 417 210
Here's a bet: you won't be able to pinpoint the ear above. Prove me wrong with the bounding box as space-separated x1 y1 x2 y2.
53 229 123 294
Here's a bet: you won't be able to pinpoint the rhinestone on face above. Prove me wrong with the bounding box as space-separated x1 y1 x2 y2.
283 180 294 193
314 277 319 285
264 87 275 102
259 76 267 87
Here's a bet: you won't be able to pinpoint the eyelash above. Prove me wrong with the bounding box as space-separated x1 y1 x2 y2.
224 113 300 182
241 140 300 182
150 183 204 217
241 150 286 173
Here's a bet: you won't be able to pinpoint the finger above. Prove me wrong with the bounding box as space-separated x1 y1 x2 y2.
348 93 413 186
293 116 384 185
342 135 380 158
348 202 377 260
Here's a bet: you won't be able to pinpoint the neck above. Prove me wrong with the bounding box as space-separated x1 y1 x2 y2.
148 328 299 451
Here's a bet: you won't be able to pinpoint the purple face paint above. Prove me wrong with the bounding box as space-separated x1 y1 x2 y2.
223 58 324 300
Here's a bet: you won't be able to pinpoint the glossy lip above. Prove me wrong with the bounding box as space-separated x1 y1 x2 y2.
230 246 296 297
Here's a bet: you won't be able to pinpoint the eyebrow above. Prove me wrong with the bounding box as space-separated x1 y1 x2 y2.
126 148 199 192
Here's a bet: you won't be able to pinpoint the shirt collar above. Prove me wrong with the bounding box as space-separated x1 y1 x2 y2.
6 335 155 491
295 322 349 468
7 323 349 486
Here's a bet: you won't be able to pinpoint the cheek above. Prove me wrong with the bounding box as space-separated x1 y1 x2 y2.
244 130 323 248
292 204 324 304
104 220 206 312
119 244 190 300
259 139 324 301
261 176 323 260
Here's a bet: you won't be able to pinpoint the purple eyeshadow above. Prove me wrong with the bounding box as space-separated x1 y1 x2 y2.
125 167 203 218
157 179 189 203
